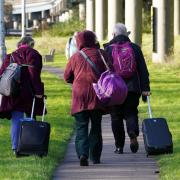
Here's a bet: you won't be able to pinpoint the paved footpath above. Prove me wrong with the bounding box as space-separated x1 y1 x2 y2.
43 66 159 180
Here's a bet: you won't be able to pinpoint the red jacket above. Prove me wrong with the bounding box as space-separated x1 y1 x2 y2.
64 30 112 115
0 46 44 119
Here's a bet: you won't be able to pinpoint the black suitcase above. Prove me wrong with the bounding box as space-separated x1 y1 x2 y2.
17 96 50 157
142 96 173 156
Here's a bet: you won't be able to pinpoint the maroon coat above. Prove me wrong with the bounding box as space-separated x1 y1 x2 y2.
64 30 112 115
0 46 44 119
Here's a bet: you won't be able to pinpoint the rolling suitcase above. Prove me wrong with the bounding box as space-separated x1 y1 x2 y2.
16 96 50 157
142 96 173 156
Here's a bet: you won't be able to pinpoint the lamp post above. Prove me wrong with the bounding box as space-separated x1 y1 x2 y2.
0 0 6 66
21 0 26 37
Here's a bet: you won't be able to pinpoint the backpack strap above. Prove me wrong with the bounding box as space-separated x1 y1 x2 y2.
21 64 34 68
80 50 101 76
10 53 34 68
10 54 15 64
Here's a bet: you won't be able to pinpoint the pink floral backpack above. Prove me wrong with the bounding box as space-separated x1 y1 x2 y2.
111 41 137 79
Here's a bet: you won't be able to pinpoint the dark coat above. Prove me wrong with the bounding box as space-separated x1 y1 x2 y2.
64 31 112 115
104 35 150 93
0 46 44 119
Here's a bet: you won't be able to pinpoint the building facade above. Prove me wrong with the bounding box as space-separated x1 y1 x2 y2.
5 0 85 30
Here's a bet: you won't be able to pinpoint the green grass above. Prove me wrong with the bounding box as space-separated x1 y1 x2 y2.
5 36 68 68
139 34 180 180
139 63 180 179
1 38 72 179
0 72 74 179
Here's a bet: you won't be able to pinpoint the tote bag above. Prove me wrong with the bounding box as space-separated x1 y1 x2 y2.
80 50 128 106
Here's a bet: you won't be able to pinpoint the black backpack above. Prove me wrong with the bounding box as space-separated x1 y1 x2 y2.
0 55 32 97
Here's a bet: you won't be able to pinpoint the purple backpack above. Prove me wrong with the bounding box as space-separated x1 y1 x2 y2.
80 50 128 106
111 41 137 79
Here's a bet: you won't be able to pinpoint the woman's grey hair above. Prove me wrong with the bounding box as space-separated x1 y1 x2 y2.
113 23 131 37
17 36 35 48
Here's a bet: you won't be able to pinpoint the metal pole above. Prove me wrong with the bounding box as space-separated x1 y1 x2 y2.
0 0 6 66
21 0 26 37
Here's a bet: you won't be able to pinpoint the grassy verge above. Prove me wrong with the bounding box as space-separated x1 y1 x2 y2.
0 72 74 179
139 34 180 180
139 62 180 179
5 35 68 68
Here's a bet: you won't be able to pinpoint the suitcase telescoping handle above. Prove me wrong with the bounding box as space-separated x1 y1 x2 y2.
30 98 35 119
30 95 47 121
42 95 47 122
147 96 153 118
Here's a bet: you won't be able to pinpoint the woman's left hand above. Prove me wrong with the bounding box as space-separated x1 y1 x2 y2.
35 95 43 98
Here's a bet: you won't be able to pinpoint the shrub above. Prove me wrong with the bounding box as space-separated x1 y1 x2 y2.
33 17 85 37
49 18 85 37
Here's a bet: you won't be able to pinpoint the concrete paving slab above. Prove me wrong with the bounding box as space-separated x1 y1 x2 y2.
53 115 159 180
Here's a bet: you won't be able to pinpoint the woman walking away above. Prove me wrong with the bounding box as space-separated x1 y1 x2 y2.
0 36 45 157
104 23 150 154
64 30 112 166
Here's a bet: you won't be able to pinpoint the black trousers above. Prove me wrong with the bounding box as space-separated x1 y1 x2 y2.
110 92 140 148
74 110 102 162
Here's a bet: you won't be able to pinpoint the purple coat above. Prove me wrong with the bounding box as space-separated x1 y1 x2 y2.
64 30 113 115
0 46 45 119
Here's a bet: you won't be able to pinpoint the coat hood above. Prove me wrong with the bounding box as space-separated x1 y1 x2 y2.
76 30 98 50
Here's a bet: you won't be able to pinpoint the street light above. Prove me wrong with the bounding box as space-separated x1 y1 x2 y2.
21 0 26 37
0 0 6 66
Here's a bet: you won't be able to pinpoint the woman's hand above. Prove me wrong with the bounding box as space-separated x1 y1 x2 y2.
35 95 43 98
141 91 151 102
142 91 151 96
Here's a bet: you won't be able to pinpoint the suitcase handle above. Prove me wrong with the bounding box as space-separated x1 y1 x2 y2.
42 96 47 122
30 98 35 119
147 96 153 118
30 95 47 121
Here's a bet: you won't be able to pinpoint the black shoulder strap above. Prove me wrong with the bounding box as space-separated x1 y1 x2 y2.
80 50 101 76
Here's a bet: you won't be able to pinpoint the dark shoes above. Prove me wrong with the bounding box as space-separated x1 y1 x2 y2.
80 155 100 166
129 132 139 153
80 155 89 166
114 147 123 154
93 159 100 164
130 138 139 153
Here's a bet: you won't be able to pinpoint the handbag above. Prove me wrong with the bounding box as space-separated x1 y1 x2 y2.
80 50 128 106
